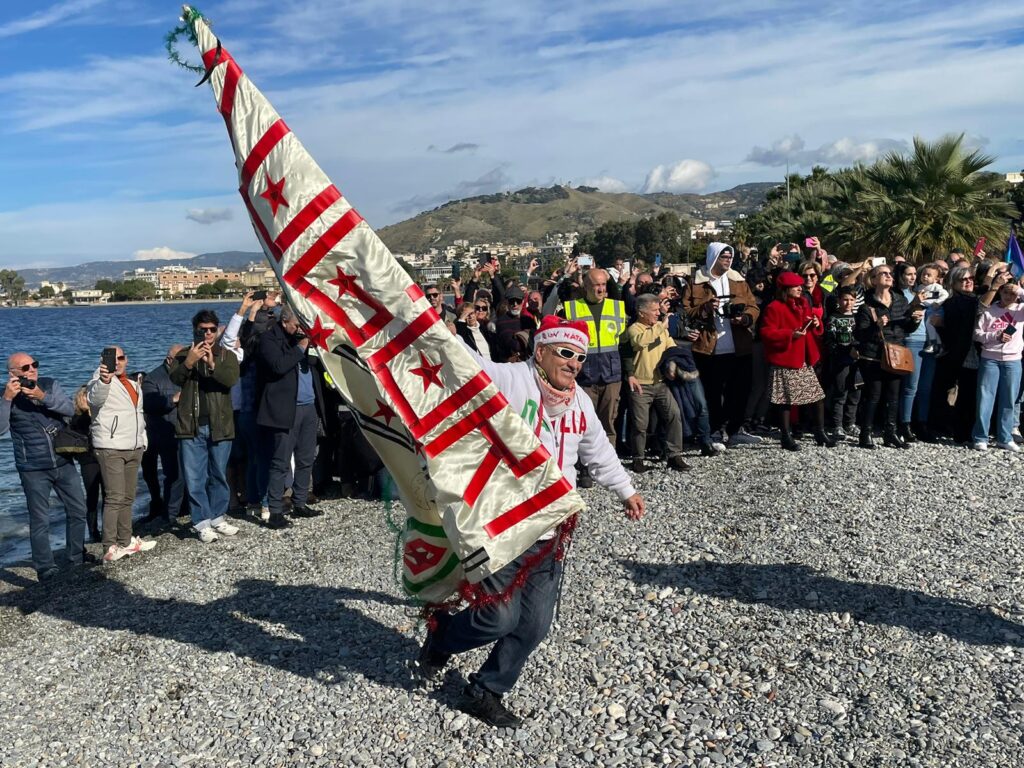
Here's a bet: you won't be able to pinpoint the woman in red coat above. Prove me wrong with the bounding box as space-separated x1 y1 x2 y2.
759 271 835 450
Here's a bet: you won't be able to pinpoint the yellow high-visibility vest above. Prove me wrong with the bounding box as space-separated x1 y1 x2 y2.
564 298 626 353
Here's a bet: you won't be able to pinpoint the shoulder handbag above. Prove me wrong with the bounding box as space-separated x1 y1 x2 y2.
54 424 90 455
869 308 914 375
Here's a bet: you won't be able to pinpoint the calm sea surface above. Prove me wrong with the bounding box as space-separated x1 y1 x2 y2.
0 301 237 565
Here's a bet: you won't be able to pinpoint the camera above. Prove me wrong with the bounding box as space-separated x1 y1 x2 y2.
726 302 748 319
18 376 36 390
252 290 267 300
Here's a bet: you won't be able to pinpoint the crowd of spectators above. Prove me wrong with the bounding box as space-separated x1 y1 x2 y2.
3 240 1022 582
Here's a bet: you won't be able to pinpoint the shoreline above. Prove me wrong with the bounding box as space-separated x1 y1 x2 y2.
2 298 243 309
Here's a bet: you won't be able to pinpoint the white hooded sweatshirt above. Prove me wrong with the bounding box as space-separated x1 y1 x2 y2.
704 242 736 355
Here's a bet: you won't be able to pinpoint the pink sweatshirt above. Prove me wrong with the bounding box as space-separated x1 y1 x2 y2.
975 301 1024 361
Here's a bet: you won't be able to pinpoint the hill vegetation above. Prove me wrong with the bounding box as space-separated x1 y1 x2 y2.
376 183 774 253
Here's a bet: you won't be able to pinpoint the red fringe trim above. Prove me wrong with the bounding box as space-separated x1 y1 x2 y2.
422 514 579 623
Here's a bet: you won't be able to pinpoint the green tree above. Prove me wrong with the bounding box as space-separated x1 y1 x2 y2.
212 278 230 295
37 285 56 299
95 278 118 293
858 134 1015 261
110 279 156 302
0 270 26 305
195 283 220 298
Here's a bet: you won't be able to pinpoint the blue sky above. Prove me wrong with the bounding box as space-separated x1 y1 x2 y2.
1 0 1023 267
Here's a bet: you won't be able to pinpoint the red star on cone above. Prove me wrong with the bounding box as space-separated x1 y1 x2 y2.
327 267 358 296
260 173 289 216
372 399 397 427
305 317 334 349
409 352 444 391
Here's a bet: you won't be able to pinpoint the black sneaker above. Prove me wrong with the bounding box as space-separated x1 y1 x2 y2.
576 470 594 489
38 567 59 582
457 684 522 728
291 504 324 519
81 551 100 566
264 514 293 530
630 459 649 474
414 613 452 682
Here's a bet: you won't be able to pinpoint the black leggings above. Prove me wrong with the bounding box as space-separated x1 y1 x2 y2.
859 361 901 432
77 456 103 539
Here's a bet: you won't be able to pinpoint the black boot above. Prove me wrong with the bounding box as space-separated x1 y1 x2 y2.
458 683 523 728
780 432 801 451
813 430 837 448
414 612 452 682
913 421 938 443
859 430 876 449
883 430 910 449
897 422 917 444
577 465 594 488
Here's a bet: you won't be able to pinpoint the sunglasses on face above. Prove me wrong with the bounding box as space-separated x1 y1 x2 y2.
426 292 440 299
550 346 587 363
802 273 818 279
474 305 489 311
508 298 523 305
11 361 39 373
198 326 218 334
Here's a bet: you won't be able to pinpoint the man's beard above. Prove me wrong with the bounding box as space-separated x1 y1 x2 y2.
509 307 521 317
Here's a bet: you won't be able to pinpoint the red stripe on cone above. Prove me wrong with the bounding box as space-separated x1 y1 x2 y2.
423 393 507 457
275 185 343 255
416 371 491 436
367 310 440 370
284 208 363 285
463 449 501 508
240 119 290 190
483 477 574 539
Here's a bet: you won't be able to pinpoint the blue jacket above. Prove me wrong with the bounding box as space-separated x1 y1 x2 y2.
142 361 180 444
0 377 75 472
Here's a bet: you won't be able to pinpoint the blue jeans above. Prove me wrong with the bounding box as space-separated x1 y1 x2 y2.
18 460 87 574
179 424 233 529
973 358 1024 445
235 410 268 506
900 338 925 423
434 538 563 695
915 351 938 423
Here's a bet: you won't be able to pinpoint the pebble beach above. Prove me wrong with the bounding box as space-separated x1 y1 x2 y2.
2 440 1024 767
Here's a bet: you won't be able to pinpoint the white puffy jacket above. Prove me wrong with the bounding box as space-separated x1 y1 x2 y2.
87 370 148 451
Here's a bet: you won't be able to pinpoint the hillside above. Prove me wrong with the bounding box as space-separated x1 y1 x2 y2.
377 183 775 253
18 251 263 289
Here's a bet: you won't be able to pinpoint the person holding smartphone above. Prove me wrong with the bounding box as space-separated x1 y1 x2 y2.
758 271 833 450
1 353 88 580
971 280 1024 451
87 345 156 562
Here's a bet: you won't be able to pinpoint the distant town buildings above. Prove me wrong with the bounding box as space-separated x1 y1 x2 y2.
398 232 579 284
121 262 277 297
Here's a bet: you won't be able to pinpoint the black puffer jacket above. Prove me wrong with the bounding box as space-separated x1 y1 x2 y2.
854 291 920 361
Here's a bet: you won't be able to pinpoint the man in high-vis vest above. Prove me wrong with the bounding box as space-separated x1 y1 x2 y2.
561 268 627 485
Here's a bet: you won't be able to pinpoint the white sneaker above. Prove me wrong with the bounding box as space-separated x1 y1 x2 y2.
103 544 129 563
972 441 990 451
711 441 727 452
710 431 724 445
260 506 270 523
727 428 762 447
996 441 1021 453
195 527 220 543
213 521 240 536
124 536 156 555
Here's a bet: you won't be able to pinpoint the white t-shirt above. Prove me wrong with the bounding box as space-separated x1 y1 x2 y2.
709 272 735 355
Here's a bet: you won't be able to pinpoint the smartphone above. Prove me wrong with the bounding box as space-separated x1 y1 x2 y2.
654 253 662 267
193 328 206 345
252 290 267 300
578 254 594 268
621 260 630 276
451 261 461 279
973 238 986 257
801 318 814 332
101 347 118 372
805 237 817 249
870 257 887 268
477 253 492 268
1006 324 1018 337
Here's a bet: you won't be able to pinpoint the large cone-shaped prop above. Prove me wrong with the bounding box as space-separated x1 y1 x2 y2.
180 8 584 602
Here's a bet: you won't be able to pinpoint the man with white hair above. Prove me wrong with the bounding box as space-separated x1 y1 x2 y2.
416 315 646 728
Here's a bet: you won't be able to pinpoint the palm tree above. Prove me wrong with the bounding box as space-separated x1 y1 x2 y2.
859 134 1015 261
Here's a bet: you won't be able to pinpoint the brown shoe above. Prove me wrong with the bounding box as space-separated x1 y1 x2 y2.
667 455 690 471
630 459 649 473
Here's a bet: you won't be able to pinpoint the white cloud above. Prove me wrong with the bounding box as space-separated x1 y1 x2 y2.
186 207 234 225
578 176 630 193
642 160 715 193
0 0 103 39
131 247 197 262
747 134 909 167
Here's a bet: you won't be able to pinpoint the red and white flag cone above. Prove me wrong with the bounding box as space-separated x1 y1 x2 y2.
178 7 584 602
